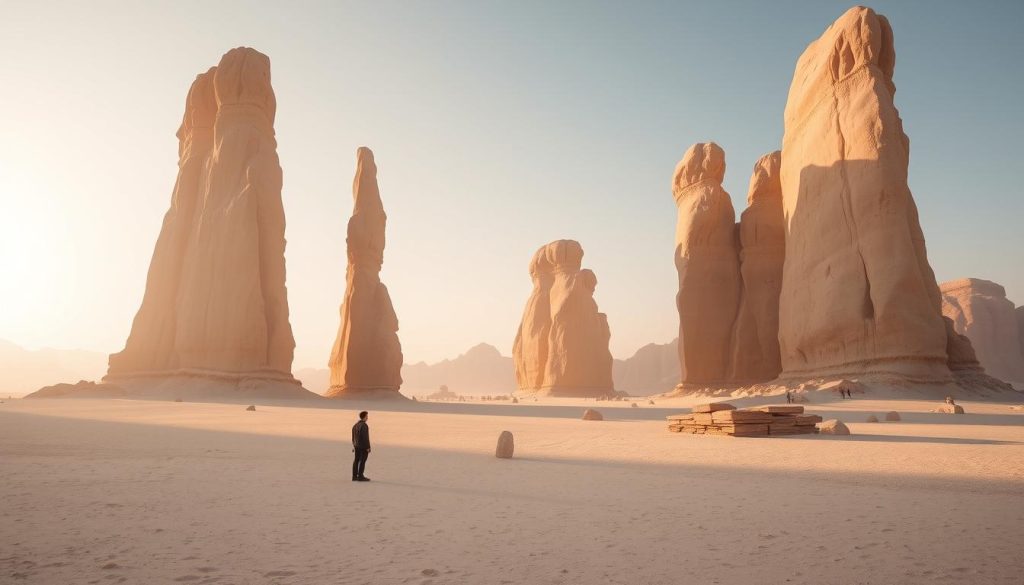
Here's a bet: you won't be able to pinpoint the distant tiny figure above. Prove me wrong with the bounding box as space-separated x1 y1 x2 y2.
351 411 371 482
785 391 793 404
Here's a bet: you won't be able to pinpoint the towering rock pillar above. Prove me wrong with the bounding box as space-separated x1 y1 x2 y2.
941 279 1024 384
107 68 217 375
730 151 785 383
672 143 741 386
104 47 309 398
777 7 952 382
326 147 404 399
512 247 555 391
513 240 614 397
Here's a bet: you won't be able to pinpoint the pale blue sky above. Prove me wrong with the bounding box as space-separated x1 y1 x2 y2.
1 1 1021 369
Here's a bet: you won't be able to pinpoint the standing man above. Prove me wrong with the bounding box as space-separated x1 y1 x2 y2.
352 411 371 482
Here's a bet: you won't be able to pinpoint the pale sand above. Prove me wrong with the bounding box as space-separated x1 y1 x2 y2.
2 397 1022 584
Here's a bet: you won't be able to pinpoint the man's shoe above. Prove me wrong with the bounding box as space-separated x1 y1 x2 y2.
357 476 371 482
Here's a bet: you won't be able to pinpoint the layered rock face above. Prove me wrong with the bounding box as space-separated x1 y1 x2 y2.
729 151 785 383
777 7 952 382
672 143 741 385
326 147 404 399
941 279 1024 383
104 48 309 398
513 240 614 397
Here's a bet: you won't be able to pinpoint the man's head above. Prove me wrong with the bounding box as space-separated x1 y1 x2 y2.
359 411 368 421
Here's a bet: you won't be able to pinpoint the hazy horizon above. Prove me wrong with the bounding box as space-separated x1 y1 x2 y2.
2 0 1022 371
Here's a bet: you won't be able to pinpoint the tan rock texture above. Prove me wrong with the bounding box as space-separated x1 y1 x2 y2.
326 147 404 399
730 151 784 383
513 240 614 397
777 7 952 382
495 431 514 459
104 48 309 398
940 278 1024 383
672 142 740 385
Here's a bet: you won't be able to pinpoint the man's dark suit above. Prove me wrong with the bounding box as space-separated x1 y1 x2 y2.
352 419 370 480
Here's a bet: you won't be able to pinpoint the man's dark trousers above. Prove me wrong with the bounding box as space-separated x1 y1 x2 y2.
353 449 369 479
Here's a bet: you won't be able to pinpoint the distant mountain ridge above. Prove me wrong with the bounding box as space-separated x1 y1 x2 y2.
1 338 681 398
0 339 108 397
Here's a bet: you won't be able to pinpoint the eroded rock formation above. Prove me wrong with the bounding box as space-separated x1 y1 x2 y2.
326 148 404 399
730 151 785 383
513 240 614 397
777 7 952 382
672 143 740 386
102 47 310 399
941 279 1024 383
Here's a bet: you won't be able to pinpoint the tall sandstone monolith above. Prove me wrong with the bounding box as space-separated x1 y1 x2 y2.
941 279 1024 384
777 7 952 382
107 68 216 375
326 147 404 399
513 240 614 397
729 151 785 383
104 47 310 398
672 142 741 386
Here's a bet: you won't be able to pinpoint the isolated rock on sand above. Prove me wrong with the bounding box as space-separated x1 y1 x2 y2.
97 49 311 399
884 411 901 422
495 431 514 459
941 279 1024 384
937 403 965 414
730 151 785 383
582 408 604 421
672 143 740 386
326 148 404 399
819 420 850 435
513 240 615 397
246 405 256 411
777 7 952 383
865 415 879 423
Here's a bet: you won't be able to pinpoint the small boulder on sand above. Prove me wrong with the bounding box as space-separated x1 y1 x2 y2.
582 409 604 421
648 400 655 405
865 414 879 423
246 405 256 411
819 419 850 435
495 431 514 459
631 403 638 408
512 397 519 404
884 411 901 421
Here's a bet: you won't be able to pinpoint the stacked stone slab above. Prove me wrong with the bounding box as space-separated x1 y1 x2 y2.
667 403 821 437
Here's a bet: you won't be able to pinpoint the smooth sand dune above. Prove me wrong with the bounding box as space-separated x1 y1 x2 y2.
2 398 1022 584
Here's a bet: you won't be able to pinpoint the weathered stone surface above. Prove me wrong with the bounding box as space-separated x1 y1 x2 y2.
107 68 216 376
495 431 514 458
513 240 614 397
672 142 741 385
101 48 310 399
326 147 404 399
778 7 951 383
582 408 604 421
819 419 850 435
941 278 1024 383
730 151 785 383
246 405 256 411
884 411 901 422
865 415 879 423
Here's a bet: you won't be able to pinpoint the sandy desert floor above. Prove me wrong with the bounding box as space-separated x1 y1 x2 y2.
2 396 1023 585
